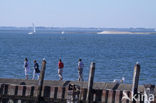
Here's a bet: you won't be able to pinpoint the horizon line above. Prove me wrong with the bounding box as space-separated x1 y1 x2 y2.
0 26 155 29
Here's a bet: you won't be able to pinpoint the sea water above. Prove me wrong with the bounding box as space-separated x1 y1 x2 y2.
0 30 156 85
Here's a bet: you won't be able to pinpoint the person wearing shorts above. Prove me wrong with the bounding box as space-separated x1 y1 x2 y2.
58 59 64 80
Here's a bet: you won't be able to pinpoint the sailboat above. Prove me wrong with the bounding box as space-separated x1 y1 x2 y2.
61 31 65 34
28 23 36 34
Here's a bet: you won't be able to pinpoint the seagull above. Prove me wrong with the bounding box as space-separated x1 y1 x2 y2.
113 77 125 83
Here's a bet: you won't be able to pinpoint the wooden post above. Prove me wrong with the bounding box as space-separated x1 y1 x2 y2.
86 62 95 103
35 59 46 103
132 63 140 103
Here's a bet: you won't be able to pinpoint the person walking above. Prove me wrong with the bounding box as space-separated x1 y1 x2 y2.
24 58 29 80
32 60 40 80
58 59 64 80
78 59 84 81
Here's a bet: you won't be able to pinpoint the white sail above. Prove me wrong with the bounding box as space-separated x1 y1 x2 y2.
28 23 36 34
61 31 64 34
33 23 36 33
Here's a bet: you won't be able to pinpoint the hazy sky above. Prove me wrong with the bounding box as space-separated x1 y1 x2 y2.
0 0 156 28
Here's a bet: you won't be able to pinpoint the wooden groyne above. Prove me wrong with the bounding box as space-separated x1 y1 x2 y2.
0 80 155 103
0 79 156 103
0 60 156 103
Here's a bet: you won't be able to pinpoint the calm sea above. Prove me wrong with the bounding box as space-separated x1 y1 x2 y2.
0 30 156 85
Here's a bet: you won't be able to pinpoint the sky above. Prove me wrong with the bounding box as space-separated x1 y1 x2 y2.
0 0 156 28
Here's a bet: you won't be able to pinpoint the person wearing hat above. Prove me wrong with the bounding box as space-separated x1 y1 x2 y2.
78 58 84 81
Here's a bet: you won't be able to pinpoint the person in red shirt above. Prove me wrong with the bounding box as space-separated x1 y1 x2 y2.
58 59 64 80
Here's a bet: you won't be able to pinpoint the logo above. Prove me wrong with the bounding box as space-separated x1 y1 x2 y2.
122 90 154 102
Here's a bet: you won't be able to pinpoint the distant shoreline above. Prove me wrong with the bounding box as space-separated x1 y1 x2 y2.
0 28 156 35
97 31 156 35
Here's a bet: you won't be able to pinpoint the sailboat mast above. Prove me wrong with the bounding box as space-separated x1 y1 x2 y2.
33 23 36 33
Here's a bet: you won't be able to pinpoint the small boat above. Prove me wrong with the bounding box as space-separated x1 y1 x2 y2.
28 23 36 35
61 31 64 34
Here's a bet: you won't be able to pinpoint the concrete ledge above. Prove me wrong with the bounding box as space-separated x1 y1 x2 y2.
0 78 146 91
0 79 156 103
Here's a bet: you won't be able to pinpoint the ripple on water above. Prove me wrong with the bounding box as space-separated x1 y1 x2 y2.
0 33 156 84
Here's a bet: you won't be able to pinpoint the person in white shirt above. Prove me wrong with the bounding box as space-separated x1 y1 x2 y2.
78 59 84 81
24 58 29 80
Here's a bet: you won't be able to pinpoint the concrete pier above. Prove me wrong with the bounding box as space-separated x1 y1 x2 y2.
0 78 156 103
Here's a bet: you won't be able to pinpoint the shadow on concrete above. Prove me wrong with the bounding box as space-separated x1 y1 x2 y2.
63 81 71 87
112 83 120 90
20 82 26 85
